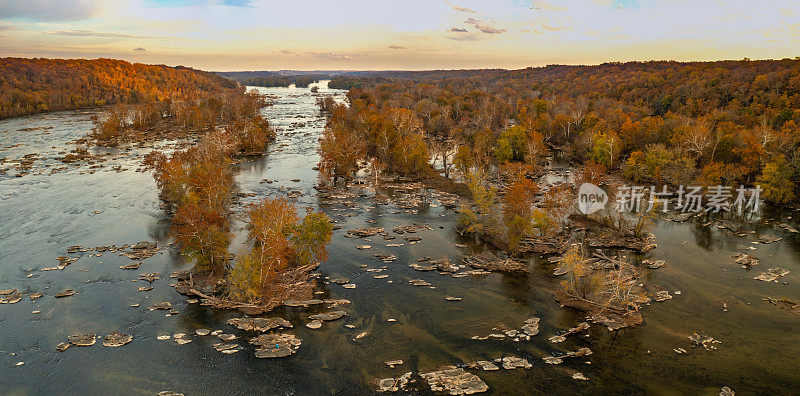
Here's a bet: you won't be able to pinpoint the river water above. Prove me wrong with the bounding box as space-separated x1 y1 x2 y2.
0 85 799 395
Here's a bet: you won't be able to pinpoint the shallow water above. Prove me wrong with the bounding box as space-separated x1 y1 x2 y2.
1 86 799 395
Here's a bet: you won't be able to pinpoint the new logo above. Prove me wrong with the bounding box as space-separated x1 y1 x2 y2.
577 183 608 215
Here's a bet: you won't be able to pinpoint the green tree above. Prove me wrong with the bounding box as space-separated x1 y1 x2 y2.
758 155 795 204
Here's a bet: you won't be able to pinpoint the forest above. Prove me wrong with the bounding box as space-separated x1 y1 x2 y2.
0 57 235 119
321 59 800 206
317 59 800 318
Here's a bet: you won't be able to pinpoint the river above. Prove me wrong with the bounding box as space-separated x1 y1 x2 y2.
0 85 799 394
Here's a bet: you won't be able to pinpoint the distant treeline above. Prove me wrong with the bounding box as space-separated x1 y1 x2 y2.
327 60 800 123
215 70 278 81
0 57 236 119
240 74 332 88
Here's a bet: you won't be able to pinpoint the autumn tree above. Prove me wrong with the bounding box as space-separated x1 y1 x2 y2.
758 155 795 204
493 125 527 163
590 130 622 169
318 121 366 183
458 168 501 239
143 130 239 273
502 163 537 250
229 197 332 304
524 130 549 169
227 114 275 155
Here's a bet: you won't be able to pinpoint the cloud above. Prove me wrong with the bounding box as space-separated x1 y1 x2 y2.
464 18 506 34
448 27 468 33
446 34 481 42
44 30 159 39
444 0 475 13
276 49 296 55
305 50 358 60
388 45 406 50
476 25 505 34
134 47 146 51
0 0 101 21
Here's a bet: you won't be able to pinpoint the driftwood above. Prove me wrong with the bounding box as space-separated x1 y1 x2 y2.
517 236 568 254
176 263 318 315
462 255 529 273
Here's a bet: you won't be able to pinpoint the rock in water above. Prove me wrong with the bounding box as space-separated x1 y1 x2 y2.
284 299 324 307
103 332 133 347
377 373 413 392
474 361 499 371
152 301 172 310
653 290 672 302
309 311 346 321
754 268 790 282
0 291 22 304
227 317 292 332
120 262 141 270
306 320 322 329
420 367 489 395
55 289 76 298
521 318 540 336
385 360 403 368
250 333 302 358
212 343 240 353
68 333 96 347
217 333 237 341
500 356 531 369
719 386 735 396
572 372 589 381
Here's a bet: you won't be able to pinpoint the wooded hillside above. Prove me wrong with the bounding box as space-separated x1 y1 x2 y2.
0 57 236 119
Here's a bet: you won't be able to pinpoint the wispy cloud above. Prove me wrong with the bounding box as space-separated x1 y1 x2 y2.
444 0 475 13
305 50 358 60
447 34 481 42
134 47 146 51
448 27 468 33
388 45 406 50
464 18 506 34
44 30 159 39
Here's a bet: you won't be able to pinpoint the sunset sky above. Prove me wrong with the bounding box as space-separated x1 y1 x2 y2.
1 0 798 71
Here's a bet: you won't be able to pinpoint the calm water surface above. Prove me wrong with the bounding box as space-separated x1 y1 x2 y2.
0 86 799 395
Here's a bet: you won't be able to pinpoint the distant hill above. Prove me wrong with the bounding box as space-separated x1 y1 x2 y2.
0 57 236 119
